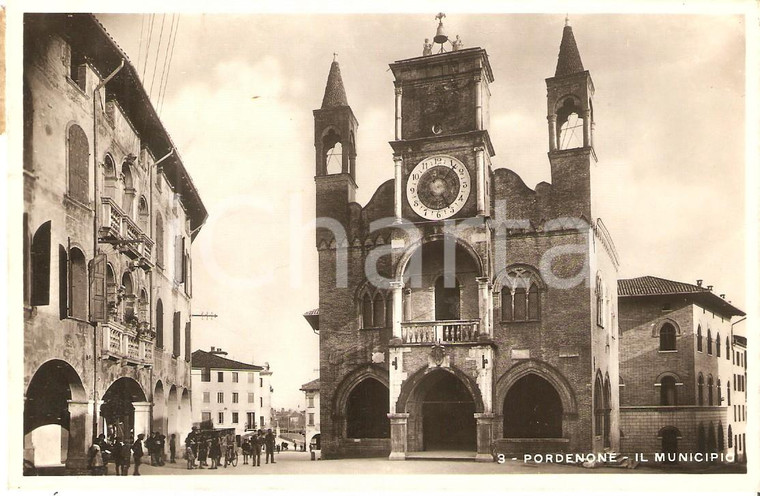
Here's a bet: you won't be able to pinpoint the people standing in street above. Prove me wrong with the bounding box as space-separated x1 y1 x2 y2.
169 433 176 463
146 432 157 466
265 429 276 464
157 433 166 466
111 437 124 476
95 433 111 475
242 439 251 465
87 442 104 476
131 434 145 476
198 437 208 468
251 430 262 467
209 437 221 469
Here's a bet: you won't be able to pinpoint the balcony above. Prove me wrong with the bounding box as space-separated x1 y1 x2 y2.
100 320 155 367
400 320 480 345
99 196 154 270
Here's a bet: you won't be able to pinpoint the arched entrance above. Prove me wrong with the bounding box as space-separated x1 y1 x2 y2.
404 368 477 451
346 378 389 439
179 389 192 439
167 385 179 442
503 374 562 438
101 377 147 441
153 381 167 435
24 360 87 467
660 427 679 463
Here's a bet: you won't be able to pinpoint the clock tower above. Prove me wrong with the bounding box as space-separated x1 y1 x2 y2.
389 43 495 222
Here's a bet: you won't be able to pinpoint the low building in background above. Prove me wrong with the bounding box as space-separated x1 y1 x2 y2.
618 276 747 462
191 347 274 443
301 379 321 450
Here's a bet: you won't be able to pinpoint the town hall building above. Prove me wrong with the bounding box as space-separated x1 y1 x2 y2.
311 20 620 460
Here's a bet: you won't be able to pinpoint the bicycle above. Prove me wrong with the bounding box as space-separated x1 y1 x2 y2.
224 447 238 467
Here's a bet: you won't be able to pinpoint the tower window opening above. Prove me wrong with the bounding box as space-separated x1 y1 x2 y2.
323 129 343 175
556 98 584 150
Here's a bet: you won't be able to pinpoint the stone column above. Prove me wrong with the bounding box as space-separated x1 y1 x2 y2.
474 413 496 462
394 86 403 140
393 155 403 223
390 280 404 341
66 399 93 469
583 109 591 147
548 114 558 151
476 277 491 338
133 401 152 438
475 146 486 216
387 413 410 460
474 74 483 130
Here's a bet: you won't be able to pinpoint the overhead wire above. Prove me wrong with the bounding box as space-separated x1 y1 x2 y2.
156 14 176 115
159 15 181 115
141 14 155 82
149 14 167 102
136 14 146 74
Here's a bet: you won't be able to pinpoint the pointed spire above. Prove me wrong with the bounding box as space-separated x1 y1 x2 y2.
554 22 585 77
321 57 349 109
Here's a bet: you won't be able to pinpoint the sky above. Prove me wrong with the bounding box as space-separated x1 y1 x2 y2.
95 12 747 410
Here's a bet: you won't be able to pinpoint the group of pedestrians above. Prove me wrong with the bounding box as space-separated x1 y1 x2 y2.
87 427 282 475
88 431 178 476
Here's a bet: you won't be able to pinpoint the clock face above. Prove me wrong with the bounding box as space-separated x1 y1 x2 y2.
407 155 471 220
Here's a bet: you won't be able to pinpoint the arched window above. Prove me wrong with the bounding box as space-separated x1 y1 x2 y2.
593 374 604 437
138 196 149 232
603 375 612 448
595 274 604 327
155 212 164 268
122 272 135 323
121 163 134 216
30 221 51 306
68 248 87 320
385 293 393 328
697 423 706 452
361 293 373 328
138 289 148 322
556 98 584 150
103 154 117 197
697 373 704 405
155 299 164 349
697 325 703 352
728 425 733 448
716 333 721 357
323 129 343 175
707 375 714 405
725 337 730 360
727 381 731 405
372 293 385 329
717 379 722 405
707 329 713 355
67 124 89 204
660 375 677 406
659 323 676 351
500 267 542 322
435 276 460 321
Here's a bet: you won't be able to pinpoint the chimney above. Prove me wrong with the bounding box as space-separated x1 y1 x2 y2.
210 346 215 352
707 285 713 291
697 279 703 287
209 347 228 356
720 294 726 299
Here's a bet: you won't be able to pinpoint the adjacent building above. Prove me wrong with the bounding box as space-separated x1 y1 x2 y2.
300 378 321 449
312 20 620 460
191 348 274 440
618 276 747 462
23 14 206 472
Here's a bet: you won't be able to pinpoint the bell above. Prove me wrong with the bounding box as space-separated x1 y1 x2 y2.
434 21 448 44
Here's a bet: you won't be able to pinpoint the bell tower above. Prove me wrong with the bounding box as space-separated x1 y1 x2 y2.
314 56 358 228
389 15 495 222
546 20 596 220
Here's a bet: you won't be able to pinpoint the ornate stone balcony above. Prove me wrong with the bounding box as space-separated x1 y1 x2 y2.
99 196 153 269
100 320 155 367
400 320 480 344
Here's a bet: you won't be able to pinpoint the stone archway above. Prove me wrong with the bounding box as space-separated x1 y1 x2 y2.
398 367 483 452
167 385 179 451
101 377 148 442
503 374 563 438
24 359 88 468
153 381 167 435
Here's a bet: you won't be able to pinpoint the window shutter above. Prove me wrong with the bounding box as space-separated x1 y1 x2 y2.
184 321 191 361
67 125 89 204
30 221 51 306
174 235 183 283
89 253 107 322
58 246 68 319
173 311 181 357
181 237 186 284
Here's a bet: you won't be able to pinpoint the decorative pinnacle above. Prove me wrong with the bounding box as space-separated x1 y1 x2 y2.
565 14 569 27
435 12 446 22
333 52 338 62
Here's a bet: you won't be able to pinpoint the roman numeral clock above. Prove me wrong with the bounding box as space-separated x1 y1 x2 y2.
407 155 470 220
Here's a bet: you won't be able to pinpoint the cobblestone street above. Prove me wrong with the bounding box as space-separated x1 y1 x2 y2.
105 451 671 476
